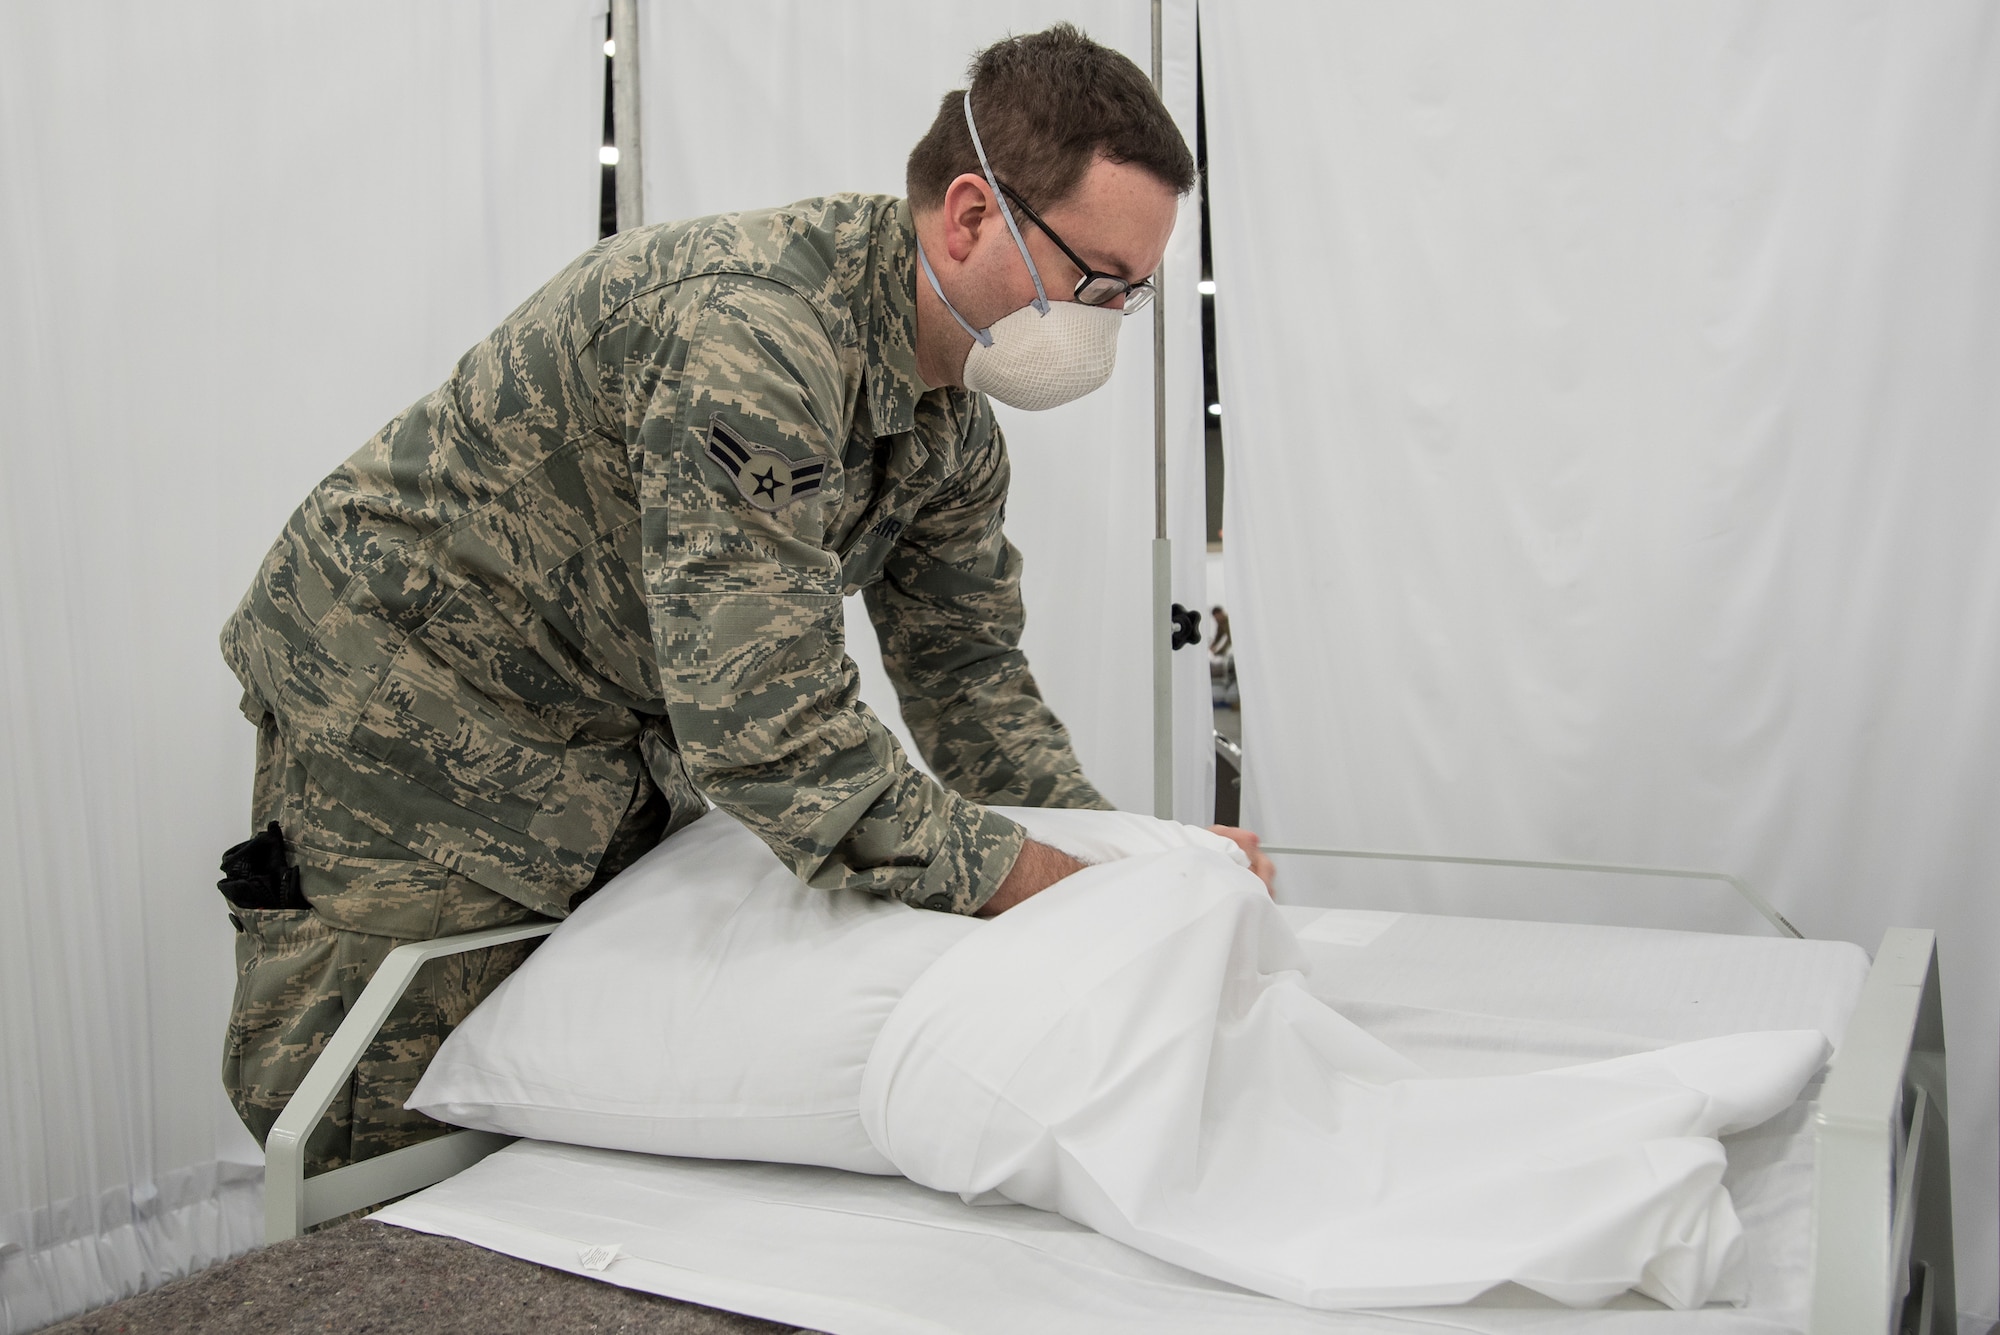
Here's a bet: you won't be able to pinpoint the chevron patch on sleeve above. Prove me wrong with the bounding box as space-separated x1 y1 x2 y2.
704 417 829 514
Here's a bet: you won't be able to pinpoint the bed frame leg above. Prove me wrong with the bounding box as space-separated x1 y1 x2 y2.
1810 929 1955 1335
261 920 556 1243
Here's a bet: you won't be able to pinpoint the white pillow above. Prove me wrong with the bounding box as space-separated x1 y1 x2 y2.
408 806 1246 1173
999 806 1247 868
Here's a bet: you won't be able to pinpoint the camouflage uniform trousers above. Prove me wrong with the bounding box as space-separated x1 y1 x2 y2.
223 715 667 1174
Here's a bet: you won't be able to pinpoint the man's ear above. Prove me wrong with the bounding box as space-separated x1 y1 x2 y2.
942 173 992 263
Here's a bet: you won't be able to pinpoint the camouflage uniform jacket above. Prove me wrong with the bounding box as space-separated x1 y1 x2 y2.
222 194 1109 920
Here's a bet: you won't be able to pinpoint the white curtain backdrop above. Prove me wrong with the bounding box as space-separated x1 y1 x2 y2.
641 0 1214 823
1203 2 1999 1328
0 3 603 1328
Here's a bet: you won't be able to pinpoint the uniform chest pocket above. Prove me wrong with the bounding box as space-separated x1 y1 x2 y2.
350 583 592 833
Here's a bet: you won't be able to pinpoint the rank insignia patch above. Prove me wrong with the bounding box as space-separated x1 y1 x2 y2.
705 417 829 514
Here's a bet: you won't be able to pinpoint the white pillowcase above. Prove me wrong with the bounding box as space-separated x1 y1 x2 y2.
995 805 1249 868
407 805 1243 1173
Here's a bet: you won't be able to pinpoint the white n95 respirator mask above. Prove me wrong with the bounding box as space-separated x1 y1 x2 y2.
915 93 1129 412
932 276 1124 412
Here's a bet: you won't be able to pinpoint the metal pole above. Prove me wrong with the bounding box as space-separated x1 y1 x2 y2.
611 0 645 232
1149 0 1174 819
1150 0 1168 547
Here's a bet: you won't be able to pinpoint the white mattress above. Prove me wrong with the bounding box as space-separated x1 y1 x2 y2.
375 909 1870 1335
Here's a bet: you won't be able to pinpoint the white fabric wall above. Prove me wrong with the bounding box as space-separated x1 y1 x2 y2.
0 4 603 1328
1203 2 1999 1326
641 0 1214 822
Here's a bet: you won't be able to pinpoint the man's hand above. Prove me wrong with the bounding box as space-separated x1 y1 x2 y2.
1209 825 1277 896
975 838 1088 917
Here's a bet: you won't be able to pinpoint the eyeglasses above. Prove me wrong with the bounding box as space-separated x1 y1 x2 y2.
993 180 1156 315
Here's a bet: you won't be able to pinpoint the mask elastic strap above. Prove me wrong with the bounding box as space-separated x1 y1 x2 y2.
916 241 993 348
962 91 1051 316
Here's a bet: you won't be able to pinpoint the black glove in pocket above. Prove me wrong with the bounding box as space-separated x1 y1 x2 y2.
218 821 310 913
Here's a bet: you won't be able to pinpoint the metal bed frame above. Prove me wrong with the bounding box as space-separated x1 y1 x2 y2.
261 857 1956 1335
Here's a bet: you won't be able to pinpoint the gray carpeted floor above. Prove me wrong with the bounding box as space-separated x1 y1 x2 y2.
42 1219 822 1335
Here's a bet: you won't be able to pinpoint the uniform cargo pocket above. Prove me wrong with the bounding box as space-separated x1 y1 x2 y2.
350 584 587 833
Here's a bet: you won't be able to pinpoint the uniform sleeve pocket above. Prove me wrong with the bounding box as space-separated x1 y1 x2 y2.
351 583 590 833
652 588 874 785
651 589 845 711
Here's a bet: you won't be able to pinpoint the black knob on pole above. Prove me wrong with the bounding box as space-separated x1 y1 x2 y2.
1170 603 1202 650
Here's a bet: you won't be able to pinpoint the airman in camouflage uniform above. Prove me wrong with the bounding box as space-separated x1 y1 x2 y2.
220 194 1112 1168
219 21 1206 1172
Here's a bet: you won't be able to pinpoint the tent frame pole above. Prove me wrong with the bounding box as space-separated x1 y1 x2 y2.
1150 0 1174 820
611 0 644 231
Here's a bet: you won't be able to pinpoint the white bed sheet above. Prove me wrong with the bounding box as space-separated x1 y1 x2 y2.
376 910 1869 1334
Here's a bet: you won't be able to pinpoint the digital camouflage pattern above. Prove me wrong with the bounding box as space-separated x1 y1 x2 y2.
223 193 1107 920
220 195 1108 1161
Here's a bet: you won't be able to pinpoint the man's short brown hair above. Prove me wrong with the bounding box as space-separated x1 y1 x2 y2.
906 24 1196 213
